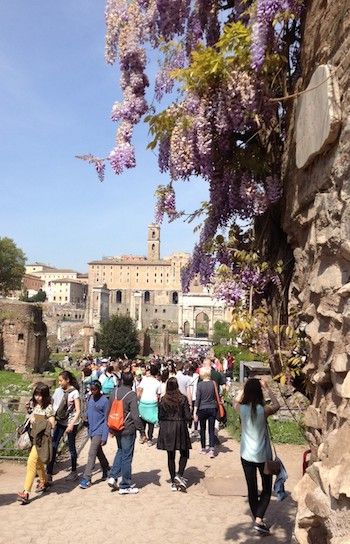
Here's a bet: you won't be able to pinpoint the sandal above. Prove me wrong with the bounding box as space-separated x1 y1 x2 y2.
35 481 49 493
17 491 29 504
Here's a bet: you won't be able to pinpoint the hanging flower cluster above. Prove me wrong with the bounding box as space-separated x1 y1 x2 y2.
154 184 178 223
79 0 303 299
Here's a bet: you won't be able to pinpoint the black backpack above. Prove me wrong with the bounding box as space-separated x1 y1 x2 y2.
55 387 75 424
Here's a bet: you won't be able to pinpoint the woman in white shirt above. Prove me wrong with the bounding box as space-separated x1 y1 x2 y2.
137 365 161 446
47 371 81 482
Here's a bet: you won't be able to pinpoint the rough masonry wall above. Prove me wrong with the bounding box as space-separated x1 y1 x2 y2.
282 1 350 542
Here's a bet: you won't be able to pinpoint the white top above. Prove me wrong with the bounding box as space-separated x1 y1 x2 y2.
176 371 191 396
67 388 80 424
188 373 199 401
138 376 161 402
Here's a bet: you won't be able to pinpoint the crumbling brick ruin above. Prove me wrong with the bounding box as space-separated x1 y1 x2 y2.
0 300 48 373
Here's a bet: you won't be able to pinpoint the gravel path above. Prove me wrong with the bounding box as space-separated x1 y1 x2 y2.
0 429 304 544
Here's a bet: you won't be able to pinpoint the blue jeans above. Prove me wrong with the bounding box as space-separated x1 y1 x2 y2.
109 433 136 489
47 422 78 475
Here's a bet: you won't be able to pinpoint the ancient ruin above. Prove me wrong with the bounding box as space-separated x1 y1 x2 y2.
281 1 350 541
0 300 48 373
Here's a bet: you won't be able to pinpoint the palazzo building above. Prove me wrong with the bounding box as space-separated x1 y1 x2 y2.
87 225 190 330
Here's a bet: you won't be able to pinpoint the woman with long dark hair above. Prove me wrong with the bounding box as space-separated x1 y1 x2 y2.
47 370 81 482
17 383 55 504
157 377 192 491
234 378 280 535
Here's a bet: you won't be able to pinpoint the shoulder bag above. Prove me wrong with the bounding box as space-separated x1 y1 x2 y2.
264 421 282 475
213 381 226 422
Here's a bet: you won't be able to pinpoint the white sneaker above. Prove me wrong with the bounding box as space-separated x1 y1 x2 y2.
200 448 207 454
170 483 178 492
209 449 215 459
65 471 78 481
174 475 187 491
107 477 118 490
118 487 139 495
147 440 153 447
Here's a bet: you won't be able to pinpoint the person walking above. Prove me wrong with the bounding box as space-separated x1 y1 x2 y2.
234 378 280 536
157 377 192 492
107 372 145 495
17 383 55 504
137 365 161 446
79 381 110 489
47 371 81 483
193 366 218 458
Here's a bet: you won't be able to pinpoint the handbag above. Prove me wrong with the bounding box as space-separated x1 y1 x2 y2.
16 418 32 451
213 381 226 423
264 422 282 475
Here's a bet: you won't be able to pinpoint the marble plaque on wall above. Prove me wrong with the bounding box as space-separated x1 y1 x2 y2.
295 64 341 169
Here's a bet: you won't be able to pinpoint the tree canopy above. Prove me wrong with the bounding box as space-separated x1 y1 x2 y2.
98 314 141 359
0 237 26 295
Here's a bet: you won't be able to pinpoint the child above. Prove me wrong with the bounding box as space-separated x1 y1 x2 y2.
79 381 110 489
17 382 55 504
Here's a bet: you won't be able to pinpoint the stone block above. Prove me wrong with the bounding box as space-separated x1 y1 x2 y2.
332 354 350 373
341 372 350 399
296 64 342 169
304 406 323 429
305 487 331 518
338 283 350 297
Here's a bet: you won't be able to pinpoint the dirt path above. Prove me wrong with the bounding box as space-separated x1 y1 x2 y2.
0 430 304 544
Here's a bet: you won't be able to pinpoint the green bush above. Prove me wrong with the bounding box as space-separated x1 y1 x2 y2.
214 346 262 379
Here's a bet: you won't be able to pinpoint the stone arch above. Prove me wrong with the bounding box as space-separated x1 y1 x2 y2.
116 290 122 303
183 321 190 337
195 312 209 338
144 290 150 303
172 291 178 304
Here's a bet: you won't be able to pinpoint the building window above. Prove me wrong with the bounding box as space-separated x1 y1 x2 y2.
116 290 122 303
172 292 178 304
144 291 150 303
155 309 158 313
162 324 166 329
53 296 56 301
18 333 24 341
65 296 68 301
163 309 166 314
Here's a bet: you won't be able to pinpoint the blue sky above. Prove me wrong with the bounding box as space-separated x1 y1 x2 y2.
0 1 208 272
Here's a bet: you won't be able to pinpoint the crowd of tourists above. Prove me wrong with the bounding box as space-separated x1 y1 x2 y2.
16 353 281 536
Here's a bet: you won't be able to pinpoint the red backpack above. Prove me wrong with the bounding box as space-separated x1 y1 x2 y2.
108 390 132 431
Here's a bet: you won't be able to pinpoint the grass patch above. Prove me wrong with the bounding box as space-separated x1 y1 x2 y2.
49 352 82 363
0 412 27 458
0 371 31 396
225 402 306 445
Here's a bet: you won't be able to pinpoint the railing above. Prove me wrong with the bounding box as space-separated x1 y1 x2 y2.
0 381 88 460
0 397 27 460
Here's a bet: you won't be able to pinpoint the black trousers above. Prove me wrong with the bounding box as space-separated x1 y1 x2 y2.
167 450 189 482
241 457 272 519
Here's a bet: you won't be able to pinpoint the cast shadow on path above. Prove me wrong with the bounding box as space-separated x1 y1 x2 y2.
185 466 206 489
0 493 18 507
224 496 296 543
132 469 161 488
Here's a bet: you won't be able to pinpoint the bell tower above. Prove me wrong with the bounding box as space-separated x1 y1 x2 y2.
147 224 160 261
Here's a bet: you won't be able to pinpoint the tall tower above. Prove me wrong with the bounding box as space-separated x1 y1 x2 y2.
147 224 160 261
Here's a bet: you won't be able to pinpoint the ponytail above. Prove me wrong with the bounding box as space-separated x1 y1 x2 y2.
59 370 80 392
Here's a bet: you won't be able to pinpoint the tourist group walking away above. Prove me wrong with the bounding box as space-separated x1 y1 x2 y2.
17 354 282 536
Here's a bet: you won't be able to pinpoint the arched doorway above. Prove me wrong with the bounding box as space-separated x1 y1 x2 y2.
183 321 190 337
195 312 209 338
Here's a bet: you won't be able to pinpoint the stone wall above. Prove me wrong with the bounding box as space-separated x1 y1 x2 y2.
282 1 350 542
0 300 48 373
